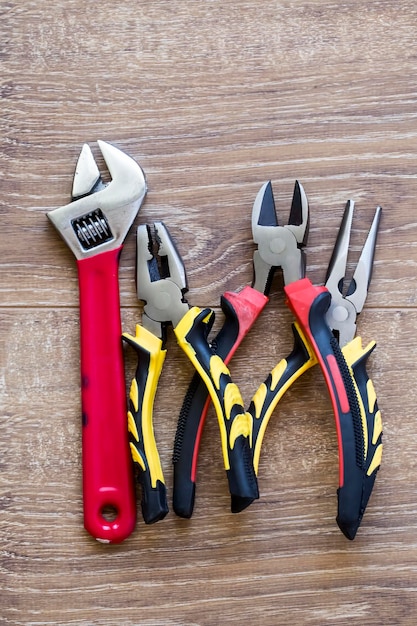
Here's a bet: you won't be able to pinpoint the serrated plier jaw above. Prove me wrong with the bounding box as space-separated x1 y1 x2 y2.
136 222 190 340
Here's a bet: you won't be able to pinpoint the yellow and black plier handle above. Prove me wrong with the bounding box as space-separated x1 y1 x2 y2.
122 325 168 524
175 306 259 512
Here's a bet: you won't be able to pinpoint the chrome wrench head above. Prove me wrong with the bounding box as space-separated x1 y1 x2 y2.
251 180 309 293
325 201 382 347
47 141 147 260
136 222 190 341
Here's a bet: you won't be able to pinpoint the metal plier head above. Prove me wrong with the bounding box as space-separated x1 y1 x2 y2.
325 201 382 347
136 222 190 342
251 181 310 293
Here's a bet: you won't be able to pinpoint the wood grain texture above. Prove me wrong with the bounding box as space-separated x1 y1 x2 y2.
1 0 417 624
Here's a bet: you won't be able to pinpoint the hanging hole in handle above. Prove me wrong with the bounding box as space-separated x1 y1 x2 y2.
100 504 119 522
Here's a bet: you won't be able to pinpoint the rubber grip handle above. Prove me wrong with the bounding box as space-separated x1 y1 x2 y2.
284 278 378 539
248 322 318 474
173 286 267 518
123 325 168 524
77 247 136 543
174 306 259 512
338 336 383 538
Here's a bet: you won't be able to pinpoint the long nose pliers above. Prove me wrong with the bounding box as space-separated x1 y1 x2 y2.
174 182 382 539
251 184 382 539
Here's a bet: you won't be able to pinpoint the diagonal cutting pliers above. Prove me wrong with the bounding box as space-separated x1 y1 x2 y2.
172 181 309 518
123 222 260 523
174 181 382 539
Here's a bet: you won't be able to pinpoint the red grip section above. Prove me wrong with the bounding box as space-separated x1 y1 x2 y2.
77 247 136 543
221 285 269 363
189 286 267 483
284 278 347 486
284 278 327 330
326 354 350 414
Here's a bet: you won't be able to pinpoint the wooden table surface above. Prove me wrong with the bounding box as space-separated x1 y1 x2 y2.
2 1 417 624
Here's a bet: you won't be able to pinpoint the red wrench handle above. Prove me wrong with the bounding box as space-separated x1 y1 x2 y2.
77 246 136 543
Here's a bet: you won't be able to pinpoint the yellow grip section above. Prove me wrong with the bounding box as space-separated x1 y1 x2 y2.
123 324 166 488
251 322 317 474
372 409 383 445
341 336 376 369
229 412 253 449
128 406 139 442
224 382 245 420
174 306 250 471
129 441 146 472
367 443 383 476
342 335 382 478
342 336 376 461
252 383 268 420
175 306 212 352
210 354 230 390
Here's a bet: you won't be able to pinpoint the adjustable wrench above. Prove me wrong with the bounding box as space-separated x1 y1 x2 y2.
47 141 146 543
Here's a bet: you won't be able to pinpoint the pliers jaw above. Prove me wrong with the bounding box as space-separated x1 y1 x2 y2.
136 222 190 342
251 180 309 293
325 202 382 347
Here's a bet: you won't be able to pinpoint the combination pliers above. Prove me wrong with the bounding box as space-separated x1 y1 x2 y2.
123 222 260 524
174 181 382 539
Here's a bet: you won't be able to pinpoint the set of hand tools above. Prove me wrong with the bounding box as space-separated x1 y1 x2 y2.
47 141 383 544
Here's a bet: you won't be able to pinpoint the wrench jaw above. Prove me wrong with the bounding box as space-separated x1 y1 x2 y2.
47 141 147 260
71 143 102 200
46 141 147 543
